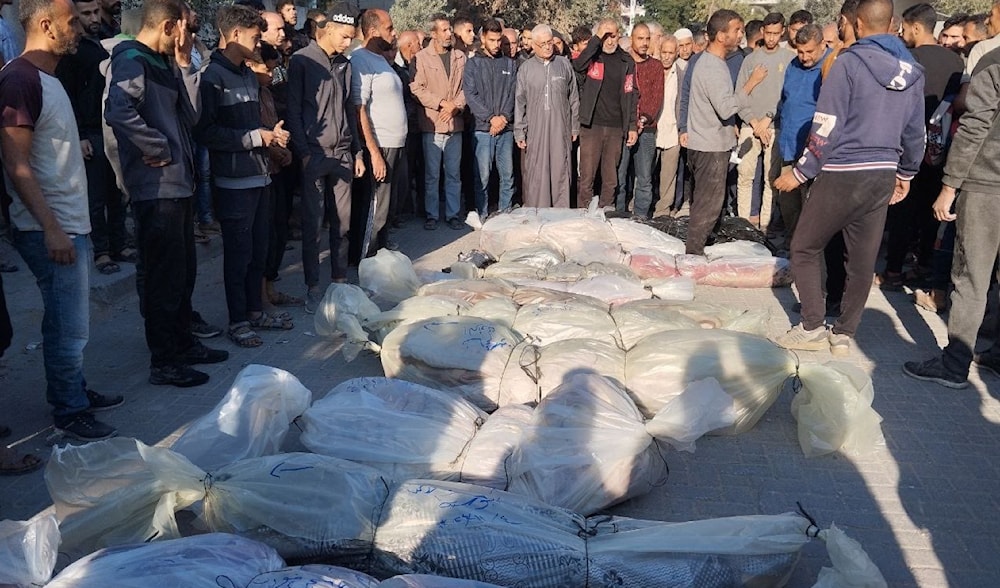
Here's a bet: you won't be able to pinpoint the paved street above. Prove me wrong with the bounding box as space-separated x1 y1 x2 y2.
1 219 998 587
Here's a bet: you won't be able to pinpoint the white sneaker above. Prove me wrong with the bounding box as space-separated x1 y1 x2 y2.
774 324 830 351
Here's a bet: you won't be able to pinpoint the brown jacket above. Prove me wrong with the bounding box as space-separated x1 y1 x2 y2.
410 45 467 133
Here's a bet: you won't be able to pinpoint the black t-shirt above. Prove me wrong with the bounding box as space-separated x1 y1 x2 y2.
593 52 626 128
910 44 964 124
439 52 451 79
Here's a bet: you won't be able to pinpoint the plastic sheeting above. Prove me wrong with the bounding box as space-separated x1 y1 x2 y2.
608 218 686 255
625 329 796 433
314 284 383 360
364 296 471 343
416 279 517 304
499 338 627 406
508 373 670 515
380 317 522 412
248 565 379 588
0 514 58 587
813 524 888 588
359 249 422 305
45 533 285 588
644 276 696 301
170 365 312 471
460 404 534 489
511 301 620 345
300 378 487 480
497 245 564 269
539 217 626 265
46 439 392 563
792 363 885 458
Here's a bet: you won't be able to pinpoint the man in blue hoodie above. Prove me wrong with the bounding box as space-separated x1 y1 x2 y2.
773 0 925 355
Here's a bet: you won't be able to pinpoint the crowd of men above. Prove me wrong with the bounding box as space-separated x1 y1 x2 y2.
1 0 1000 470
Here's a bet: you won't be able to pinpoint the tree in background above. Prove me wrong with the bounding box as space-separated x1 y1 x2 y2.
391 0 451 31
803 0 840 24
935 0 991 16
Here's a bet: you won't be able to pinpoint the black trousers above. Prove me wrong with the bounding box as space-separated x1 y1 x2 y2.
0 271 11 357
216 185 270 324
686 150 730 256
83 130 128 258
133 198 198 368
265 168 294 281
791 169 894 337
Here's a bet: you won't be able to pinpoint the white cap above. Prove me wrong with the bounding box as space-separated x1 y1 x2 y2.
674 27 693 39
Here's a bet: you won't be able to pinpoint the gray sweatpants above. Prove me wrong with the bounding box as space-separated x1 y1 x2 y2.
943 190 1000 377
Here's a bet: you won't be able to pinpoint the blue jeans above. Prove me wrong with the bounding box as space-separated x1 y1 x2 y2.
473 131 514 215
422 132 462 221
194 143 214 224
615 131 657 218
13 231 91 422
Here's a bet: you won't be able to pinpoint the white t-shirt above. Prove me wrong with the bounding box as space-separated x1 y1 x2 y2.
350 47 408 149
0 58 90 235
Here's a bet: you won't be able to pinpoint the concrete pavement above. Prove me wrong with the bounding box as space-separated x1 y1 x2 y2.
1 219 998 587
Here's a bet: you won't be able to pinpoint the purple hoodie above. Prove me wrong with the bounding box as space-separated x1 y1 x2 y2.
792 34 925 183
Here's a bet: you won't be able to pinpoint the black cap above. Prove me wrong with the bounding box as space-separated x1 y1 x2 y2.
325 1 359 26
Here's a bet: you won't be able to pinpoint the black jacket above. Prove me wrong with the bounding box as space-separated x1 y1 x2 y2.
572 36 638 133
56 36 109 134
194 51 270 188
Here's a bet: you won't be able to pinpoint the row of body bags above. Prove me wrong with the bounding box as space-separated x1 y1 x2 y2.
3 442 885 588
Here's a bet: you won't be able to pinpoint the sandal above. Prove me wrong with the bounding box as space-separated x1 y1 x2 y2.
113 247 139 263
95 254 120 275
0 447 43 476
228 322 263 348
268 290 304 307
249 312 294 331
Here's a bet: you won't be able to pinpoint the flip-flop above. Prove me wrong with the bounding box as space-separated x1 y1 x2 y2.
249 312 294 331
0 451 43 476
113 247 139 263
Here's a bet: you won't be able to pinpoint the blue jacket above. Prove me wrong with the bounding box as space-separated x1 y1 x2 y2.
777 49 828 162
463 50 517 132
792 35 925 182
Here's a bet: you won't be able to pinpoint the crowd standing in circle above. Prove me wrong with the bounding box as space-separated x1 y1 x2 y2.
0 0 998 471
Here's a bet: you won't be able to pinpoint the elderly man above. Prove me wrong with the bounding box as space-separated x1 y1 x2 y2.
514 24 579 207
573 18 638 208
653 34 683 218
675 27 694 61
262 11 286 48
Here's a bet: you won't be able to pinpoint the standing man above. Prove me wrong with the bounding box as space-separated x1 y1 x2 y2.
880 3 965 290
0 0 20 64
574 18 638 208
352 9 406 252
453 16 475 56
787 10 814 49
653 34 683 218
903 48 1000 387
685 10 766 256
938 15 967 53
197 5 293 348
277 0 309 53
57 0 133 276
106 0 227 386
286 2 365 312
465 18 517 216
411 14 466 231
98 0 120 38
394 30 422 222
735 12 793 232
615 22 663 218
514 24 579 207
1 0 121 439
774 0 924 355
675 27 694 62
776 24 831 247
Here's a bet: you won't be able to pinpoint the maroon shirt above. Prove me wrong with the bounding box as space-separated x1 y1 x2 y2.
635 55 664 130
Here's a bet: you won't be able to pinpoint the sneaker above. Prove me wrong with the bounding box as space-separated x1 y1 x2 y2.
974 353 1000 377
55 413 117 441
190 315 223 338
149 364 210 388
448 217 464 230
304 287 322 314
829 333 851 357
181 342 229 365
902 357 968 389
198 220 222 235
85 389 125 412
774 324 830 351
424 218 438 231
914 288 947 314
